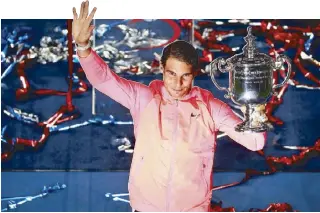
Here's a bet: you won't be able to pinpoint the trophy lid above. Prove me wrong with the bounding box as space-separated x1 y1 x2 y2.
230 26 273 66
243 26 257 59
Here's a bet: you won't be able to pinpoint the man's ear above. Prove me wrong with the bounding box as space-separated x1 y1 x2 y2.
193 68 202 77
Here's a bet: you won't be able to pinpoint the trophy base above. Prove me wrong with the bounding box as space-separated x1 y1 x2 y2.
235 121 273 133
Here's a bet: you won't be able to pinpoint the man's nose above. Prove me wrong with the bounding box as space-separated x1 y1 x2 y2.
175 78 183 88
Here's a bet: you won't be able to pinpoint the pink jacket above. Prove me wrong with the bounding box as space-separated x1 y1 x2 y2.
79 50 266 212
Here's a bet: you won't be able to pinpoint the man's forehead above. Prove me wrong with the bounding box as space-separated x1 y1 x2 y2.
165 69 193 75
164 58 193 75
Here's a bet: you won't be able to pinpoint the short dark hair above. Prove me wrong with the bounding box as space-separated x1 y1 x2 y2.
160 40 199 71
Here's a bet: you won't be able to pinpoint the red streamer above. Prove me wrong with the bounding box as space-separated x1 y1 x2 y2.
2 19 85 161
211 202 296 212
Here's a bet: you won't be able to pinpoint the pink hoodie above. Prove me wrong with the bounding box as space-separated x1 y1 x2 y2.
79 50 266 212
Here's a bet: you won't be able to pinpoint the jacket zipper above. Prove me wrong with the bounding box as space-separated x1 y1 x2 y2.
201 158 208 193
166 99 179 211
131 155 144 184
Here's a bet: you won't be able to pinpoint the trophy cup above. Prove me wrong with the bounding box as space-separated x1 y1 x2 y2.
210 26 292 132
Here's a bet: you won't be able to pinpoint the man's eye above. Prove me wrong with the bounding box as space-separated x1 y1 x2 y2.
183 74 192 79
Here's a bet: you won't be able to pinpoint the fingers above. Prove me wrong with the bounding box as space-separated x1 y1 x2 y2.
258 104 265 111
87 7 97 23
72 7 78 20
79 1 85 19
254 104 265 112
83 6 96 29
240 105 246 113
82 0 89 19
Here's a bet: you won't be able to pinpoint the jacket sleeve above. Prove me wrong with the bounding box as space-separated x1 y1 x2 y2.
78 49 152 113
210 97 267 151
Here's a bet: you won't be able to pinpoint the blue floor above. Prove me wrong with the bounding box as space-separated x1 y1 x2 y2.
1 172 319 211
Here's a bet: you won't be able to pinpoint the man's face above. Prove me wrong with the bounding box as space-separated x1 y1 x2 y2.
162 57 194 99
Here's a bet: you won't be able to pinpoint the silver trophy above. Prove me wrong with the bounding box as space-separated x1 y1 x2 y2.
210 26 292 132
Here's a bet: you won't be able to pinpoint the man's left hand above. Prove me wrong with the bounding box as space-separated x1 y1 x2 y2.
241 104 268 126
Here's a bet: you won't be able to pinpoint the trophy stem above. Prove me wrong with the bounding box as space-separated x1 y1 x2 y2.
235 104 272 133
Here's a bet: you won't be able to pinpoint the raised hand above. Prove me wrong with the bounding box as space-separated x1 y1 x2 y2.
72 0 97 46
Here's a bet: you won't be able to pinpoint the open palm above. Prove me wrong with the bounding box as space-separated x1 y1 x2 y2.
72 0 97 46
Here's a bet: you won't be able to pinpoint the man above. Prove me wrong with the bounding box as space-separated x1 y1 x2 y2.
73 1 266 211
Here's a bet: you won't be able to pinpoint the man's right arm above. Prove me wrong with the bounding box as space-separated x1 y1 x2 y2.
209 96 266 151
78 48 152 111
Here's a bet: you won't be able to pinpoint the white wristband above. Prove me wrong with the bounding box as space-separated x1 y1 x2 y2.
76 41 91 51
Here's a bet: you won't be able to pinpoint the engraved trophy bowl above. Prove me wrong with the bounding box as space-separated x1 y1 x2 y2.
210 26 292 132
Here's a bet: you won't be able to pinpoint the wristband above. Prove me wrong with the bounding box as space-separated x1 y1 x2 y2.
76 41 91 51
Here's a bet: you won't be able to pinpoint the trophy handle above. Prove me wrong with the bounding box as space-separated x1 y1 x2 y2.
209 57 233 99
273 55 292 89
